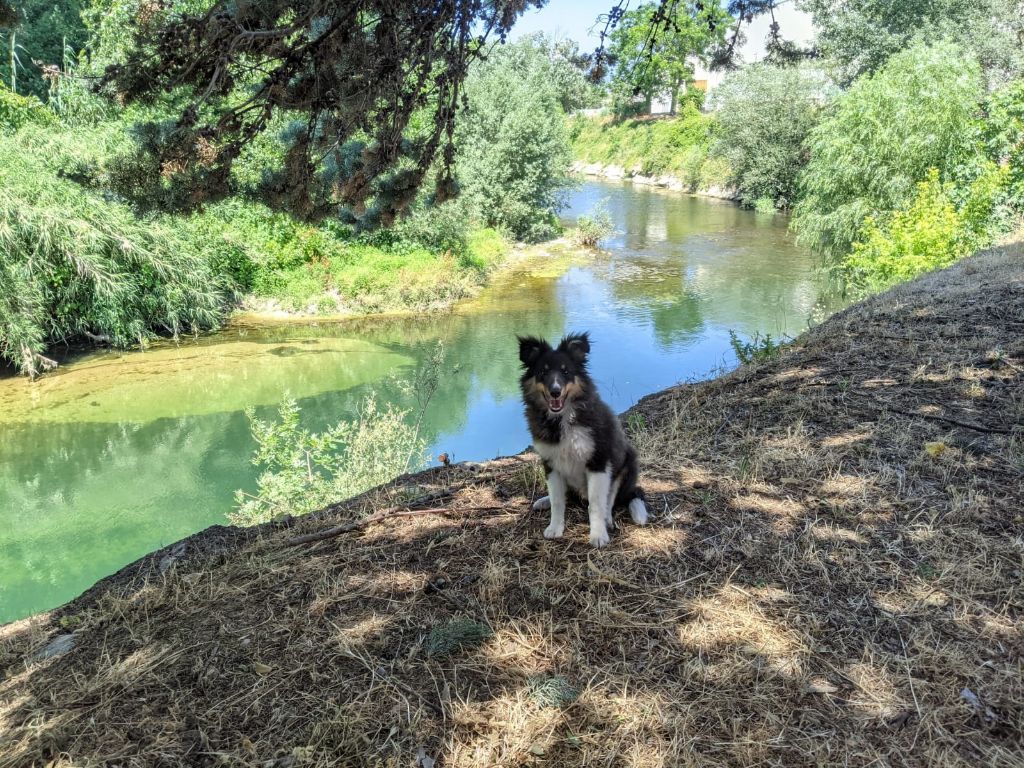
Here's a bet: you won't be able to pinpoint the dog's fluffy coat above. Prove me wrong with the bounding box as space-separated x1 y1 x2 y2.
518 332 647 547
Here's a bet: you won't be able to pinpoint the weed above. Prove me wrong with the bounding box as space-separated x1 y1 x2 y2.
528 676 580 708
571 200 615 248
728 330 790 365
425 619 493 656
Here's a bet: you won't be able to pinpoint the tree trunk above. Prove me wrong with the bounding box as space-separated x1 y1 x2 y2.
669 76 683 115
8 28 15 93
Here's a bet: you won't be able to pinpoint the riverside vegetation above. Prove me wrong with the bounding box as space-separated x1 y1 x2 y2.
0 27 592 377
572 1 1024 296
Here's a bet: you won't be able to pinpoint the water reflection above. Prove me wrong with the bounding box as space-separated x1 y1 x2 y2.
0 180 841 623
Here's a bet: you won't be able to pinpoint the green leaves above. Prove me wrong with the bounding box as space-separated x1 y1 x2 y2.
607 0 730 115
710 64 831 210
844 165 1008 295
0 124 227 375
231 395 428 526
457 38 574 243
792 41 986 260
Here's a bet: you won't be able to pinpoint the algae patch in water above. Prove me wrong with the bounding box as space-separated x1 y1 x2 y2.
0 337 413 425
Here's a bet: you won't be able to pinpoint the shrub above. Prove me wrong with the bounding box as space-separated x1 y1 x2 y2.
792 41 985 260
844 166 1006 295
0 85 56 131
981 80 1024 212
0 136 227 376
231 395 428 526
458 39 574 242
571 201 615 247
710 64 831 209
728 330 789 365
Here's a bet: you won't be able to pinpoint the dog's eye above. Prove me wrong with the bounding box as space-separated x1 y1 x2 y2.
561 366 567 374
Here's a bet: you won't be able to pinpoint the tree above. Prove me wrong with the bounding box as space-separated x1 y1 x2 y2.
97 1 545 225
710 63 830 209
607 0 729 115
598 1 812 72
492 32 600 113
792 41 985 260
457 36 573 242
797 0 1024 87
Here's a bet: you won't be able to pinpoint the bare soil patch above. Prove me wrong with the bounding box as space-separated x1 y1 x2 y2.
2 243 1022 767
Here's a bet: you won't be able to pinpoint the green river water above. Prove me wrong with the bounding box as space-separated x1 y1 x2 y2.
0 180 844 624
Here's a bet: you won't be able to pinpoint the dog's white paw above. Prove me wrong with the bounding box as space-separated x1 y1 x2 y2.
589 528 610 548
629 498 649 526
543 522 564 539
532 495 551 512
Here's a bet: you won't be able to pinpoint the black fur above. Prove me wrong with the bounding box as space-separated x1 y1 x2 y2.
517 332 644 509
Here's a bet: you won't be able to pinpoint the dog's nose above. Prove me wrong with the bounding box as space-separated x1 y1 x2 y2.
549 383 562 397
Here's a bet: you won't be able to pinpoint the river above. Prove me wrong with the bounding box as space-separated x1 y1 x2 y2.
0 180 843 624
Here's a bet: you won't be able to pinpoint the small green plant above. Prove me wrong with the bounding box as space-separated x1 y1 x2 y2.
231 395 428 526
571 200 615 247
729 330 788 365
425 619 493 656
528 675 580 708
0 85 55 131
625 411 647 433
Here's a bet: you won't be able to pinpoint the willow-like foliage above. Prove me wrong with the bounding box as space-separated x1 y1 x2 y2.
0 133 228 376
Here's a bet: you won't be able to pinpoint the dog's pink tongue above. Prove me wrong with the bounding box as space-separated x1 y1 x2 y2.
550 397 563 411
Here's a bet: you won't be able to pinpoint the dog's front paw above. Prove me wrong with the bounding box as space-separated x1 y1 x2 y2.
532 495 551 512
589 528 610 548
543 522 565 539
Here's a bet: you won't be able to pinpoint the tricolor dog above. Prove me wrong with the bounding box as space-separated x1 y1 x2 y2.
518 332 648 547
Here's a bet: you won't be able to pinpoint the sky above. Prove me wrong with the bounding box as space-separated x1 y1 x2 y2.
508 0 817 63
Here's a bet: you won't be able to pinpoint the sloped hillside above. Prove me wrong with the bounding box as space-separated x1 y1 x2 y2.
1 242 1022 767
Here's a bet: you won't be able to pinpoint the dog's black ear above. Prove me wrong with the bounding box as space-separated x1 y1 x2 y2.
518 336 549 368
558 332 591 364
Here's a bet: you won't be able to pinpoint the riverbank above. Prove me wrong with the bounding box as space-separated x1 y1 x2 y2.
233 236 581 322
569 111 738 201
2 240 1021 765
572 160 739 201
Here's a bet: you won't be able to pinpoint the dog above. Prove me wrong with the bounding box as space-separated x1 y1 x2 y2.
518 332 648 547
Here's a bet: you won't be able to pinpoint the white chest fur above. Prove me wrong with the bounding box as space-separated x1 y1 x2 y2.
534 421 594 497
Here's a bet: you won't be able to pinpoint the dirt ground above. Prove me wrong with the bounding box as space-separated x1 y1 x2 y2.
1 242 1022 767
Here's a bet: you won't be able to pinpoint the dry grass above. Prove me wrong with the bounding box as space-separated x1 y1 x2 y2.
1 243 1023 767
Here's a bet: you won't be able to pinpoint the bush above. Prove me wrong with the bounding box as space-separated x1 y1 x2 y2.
458 39 574 242
710 64 831 209
571 201 615 247
0 85 56 131
231 395 428 526
729 330 789 365
793 41 985 259
981 80 1024 212
844 166 1007 295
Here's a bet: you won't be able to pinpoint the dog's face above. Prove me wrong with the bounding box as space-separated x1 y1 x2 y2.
518 332 591 416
